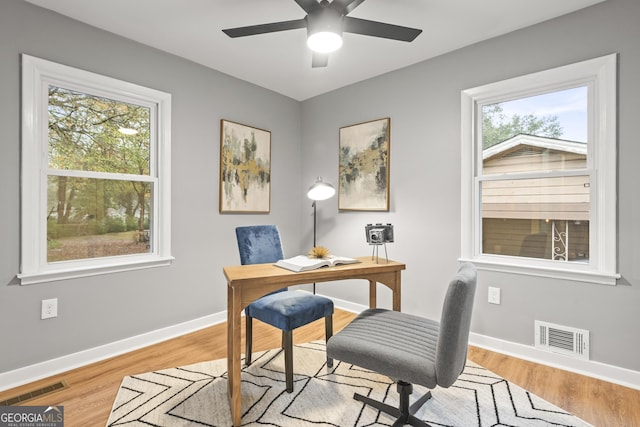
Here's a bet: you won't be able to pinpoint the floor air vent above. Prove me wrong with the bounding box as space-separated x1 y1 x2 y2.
535 321 589 360
0 381 68 406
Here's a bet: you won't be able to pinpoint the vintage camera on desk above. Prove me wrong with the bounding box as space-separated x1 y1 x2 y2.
365 223 393 263
365 223 394 245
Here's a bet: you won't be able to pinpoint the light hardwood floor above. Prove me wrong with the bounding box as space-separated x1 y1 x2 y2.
1 309 638 426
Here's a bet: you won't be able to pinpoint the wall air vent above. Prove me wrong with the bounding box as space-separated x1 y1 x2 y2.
535 320 589 360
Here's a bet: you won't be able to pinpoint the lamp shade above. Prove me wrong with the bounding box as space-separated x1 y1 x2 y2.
307 177 335 201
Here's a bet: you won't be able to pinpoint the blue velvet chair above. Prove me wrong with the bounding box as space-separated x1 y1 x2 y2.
235 225 334 393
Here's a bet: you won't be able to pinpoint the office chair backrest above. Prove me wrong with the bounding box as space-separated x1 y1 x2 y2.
435 262 477 388
235 225 284 265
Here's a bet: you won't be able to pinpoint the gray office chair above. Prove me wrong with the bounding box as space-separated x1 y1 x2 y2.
327 263 477 427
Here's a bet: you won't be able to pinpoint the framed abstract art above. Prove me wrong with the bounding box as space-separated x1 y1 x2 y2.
338 117 390 211
219 119 271 213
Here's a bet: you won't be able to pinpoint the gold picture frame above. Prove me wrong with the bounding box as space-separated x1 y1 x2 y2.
219 119 271 213
338 117 390 211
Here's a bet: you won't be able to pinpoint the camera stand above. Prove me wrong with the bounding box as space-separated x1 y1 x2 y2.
370 243 389 263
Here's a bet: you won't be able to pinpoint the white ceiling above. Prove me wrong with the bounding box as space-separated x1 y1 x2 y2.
24 0 605 101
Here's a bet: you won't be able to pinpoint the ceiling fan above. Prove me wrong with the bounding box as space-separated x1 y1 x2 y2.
222 0 422 68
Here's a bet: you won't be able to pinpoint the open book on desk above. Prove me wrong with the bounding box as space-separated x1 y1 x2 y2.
275 255 360 272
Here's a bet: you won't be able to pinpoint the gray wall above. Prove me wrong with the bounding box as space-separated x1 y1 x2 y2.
301 0 640 372
1 0 638 378
0 0 303 373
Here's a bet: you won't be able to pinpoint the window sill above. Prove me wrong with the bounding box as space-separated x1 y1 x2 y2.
458 256 620 286
18 256 174 285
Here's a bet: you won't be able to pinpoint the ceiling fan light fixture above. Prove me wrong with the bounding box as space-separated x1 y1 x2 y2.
305 7 344 53
222 0 422 68
307 31 343 53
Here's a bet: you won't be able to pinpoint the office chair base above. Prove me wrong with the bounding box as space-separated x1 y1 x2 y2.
354 381 432 427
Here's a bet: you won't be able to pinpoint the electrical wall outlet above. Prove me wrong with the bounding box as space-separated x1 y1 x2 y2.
41 298 58 319
488 287 501 305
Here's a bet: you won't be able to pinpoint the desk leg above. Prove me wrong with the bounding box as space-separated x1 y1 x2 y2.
368 280 377 309
392 271 401 311
227 285 242 427
370 272 401 311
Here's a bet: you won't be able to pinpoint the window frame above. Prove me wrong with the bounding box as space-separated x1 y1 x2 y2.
19 54 173 285
460 54 619 285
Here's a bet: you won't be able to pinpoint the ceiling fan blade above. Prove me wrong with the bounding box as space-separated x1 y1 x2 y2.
312 52 329 68
329 0 367 15
343 16 422 42
222 19 306 38
294 0 323 14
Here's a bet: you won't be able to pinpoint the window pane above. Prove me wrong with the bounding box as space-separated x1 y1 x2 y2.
482 87 588 174
482 218 589 261
47 176 152 262
481 175 590 262
48 86 151 175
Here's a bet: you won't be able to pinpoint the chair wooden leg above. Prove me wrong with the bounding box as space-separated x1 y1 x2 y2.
245 316 253 366
283 330 293 392
325 314 334 368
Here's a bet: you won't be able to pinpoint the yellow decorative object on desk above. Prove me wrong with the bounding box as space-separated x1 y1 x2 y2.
308 246 330 259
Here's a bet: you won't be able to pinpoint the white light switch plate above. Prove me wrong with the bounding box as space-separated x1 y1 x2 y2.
488 287 501 305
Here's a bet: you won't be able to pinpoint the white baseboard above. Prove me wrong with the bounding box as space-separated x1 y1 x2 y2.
327 295 369 314
327 297 640 390
0 312 227 392
2 300 638 393
0 296 353 392
318 297 640 390
469 332 640 391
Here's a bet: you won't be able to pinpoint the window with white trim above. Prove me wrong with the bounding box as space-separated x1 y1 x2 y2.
461 54 618 285
20 55 172 284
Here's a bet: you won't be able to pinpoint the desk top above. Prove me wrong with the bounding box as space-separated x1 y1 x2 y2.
224 256 405 288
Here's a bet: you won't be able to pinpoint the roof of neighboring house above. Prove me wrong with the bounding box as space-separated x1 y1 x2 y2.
483 134 587 161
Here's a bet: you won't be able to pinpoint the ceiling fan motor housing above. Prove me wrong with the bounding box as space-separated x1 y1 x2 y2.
306 7 344 37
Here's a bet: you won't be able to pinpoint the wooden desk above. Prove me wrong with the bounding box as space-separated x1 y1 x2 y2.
223 256 405 426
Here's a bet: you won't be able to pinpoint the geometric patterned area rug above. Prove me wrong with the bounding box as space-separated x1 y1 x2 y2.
107 341 592 426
